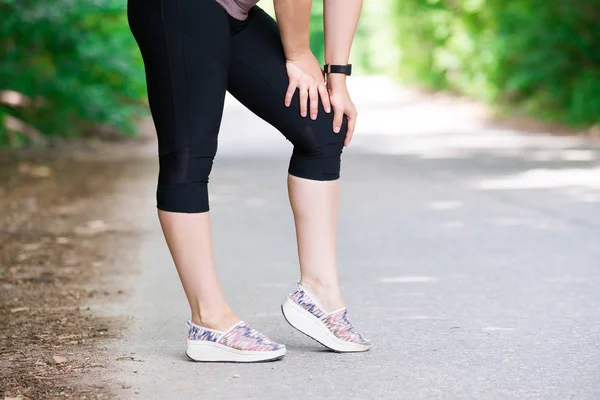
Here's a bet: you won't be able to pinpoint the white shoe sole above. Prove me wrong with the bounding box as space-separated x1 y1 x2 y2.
186 340 286 363
281 297 370 353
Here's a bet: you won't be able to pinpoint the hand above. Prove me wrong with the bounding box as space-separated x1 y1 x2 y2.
285 51 331 120
327 74 357 147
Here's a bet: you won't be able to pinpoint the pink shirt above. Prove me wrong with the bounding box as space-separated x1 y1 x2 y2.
216 0 260 20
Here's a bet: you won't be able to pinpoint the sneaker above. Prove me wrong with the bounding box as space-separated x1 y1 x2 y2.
185 320 286 362
281 284 371 352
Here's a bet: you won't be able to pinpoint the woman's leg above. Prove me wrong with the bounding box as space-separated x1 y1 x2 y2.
127 0 238 330
287 176 344 311
226 8 348 312
158 213 239 329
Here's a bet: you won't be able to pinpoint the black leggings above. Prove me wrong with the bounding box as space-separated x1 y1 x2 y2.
127 0 348 213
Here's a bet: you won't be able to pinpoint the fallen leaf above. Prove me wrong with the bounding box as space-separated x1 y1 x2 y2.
10 307 29 313
52 355 67 364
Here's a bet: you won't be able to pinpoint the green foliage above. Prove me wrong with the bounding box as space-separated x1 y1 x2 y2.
357 0 600 126
0 0 146 145
2 0 597 145
491 0 600 125
309 0 325 63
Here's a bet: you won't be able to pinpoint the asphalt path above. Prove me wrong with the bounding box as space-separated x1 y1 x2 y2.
99 77 600 399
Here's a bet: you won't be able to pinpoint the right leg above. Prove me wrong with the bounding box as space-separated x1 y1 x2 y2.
127 0 238 330
129 0 286 362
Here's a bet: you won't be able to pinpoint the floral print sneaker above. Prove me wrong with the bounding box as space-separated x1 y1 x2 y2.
281 284 371 352
185 320 286 362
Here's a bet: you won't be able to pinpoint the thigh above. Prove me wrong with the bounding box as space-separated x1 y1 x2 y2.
128 0 231 164
227 7 347 148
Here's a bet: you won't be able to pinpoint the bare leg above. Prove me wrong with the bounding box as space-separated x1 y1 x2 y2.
158 211 240 330
288 174 346 311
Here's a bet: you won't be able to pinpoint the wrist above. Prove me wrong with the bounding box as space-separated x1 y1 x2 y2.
326 73 347 91
325 55 350 65
285 47 311 61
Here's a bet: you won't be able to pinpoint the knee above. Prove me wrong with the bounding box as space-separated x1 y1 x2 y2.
285 123 320 157
288 118 347 181
158 146 214 186
156 146 215 213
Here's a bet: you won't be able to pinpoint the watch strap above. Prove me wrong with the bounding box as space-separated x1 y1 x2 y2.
323 64 352 76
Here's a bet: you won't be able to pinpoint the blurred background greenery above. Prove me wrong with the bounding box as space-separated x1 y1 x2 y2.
1 0 599 147
0 0 146 146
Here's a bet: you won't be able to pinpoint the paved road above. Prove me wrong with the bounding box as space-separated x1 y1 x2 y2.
100 78 600 399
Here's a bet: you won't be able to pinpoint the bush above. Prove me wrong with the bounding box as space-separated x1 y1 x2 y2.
0 0 146 146
361 0 600 127
492 0 600 125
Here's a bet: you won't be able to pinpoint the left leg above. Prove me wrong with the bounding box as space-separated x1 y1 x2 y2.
226 7 370 352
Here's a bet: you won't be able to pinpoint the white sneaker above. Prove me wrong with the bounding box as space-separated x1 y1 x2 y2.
186 320 286 362
282 284 371 352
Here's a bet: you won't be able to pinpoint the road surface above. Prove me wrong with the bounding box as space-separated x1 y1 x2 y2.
96 77 600 399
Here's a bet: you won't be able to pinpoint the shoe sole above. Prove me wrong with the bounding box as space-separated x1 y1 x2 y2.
186 340 286 363
281 297 370 353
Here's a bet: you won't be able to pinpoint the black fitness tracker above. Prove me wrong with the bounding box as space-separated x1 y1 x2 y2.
323 64 352 76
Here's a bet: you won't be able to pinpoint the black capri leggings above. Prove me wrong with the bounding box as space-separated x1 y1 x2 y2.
127 0 348 213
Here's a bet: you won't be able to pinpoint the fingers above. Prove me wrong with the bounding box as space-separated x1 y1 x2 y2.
332 106 344 134
345 113 356 147
285 70 328 119
285 81 296 108
344 105 358 146
299 84 309 117
309 84 319 120
318 84 331 114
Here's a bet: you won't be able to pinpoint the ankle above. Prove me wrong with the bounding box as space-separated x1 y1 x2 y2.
299 278 345 312
191 310 240 331
299 277 340 293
